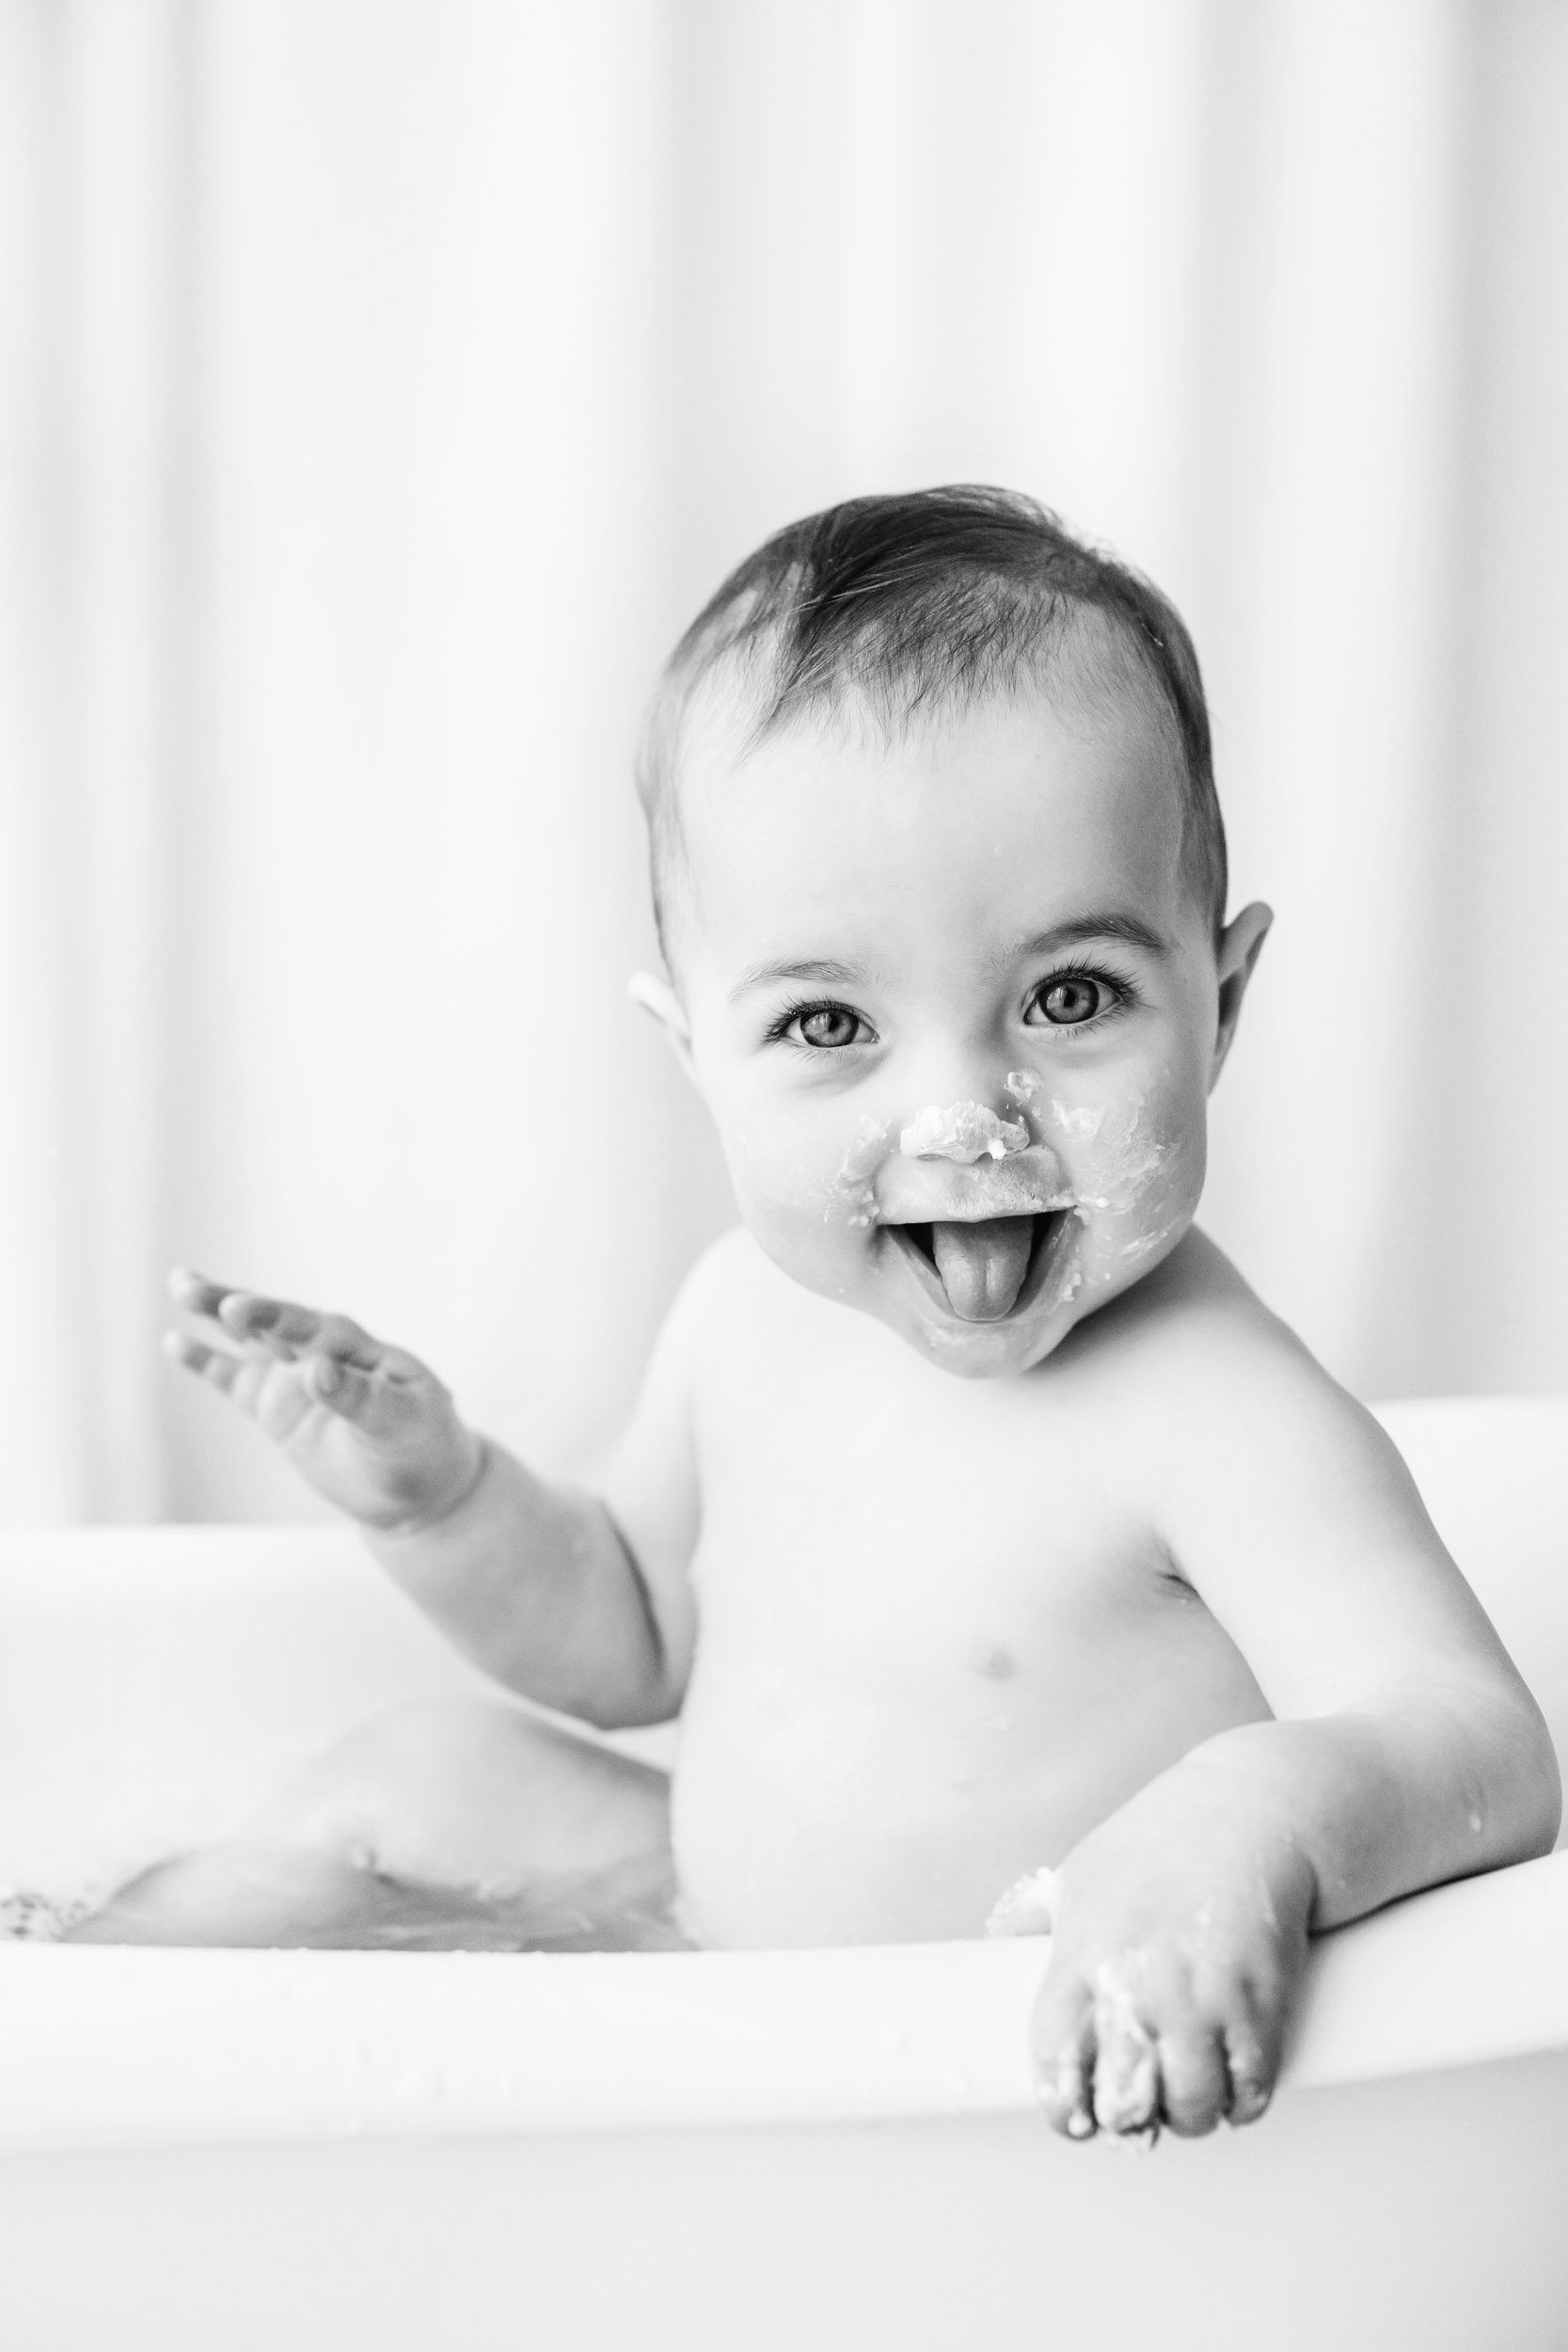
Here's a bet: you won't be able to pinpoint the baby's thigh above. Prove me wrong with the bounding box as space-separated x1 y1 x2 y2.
245 1697 671 1890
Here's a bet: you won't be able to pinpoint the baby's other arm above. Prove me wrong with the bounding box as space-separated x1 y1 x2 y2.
1032 1296 1560 2143
167 1264 705 1729
370 1263 706 1728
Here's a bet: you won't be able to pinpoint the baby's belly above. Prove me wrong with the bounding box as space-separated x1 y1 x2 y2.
671 1650 1264 1948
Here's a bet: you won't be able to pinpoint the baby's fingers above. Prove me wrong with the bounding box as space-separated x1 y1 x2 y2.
169 1269 303 1359
165 1328 244 1393
306 1352 374 1417
1222 2004 1284 2129
1154 2023 1232 2138
1090 1967 1162 2138
169 1271 383 1368
164 1329 313 1433
219 1293 380 1366
167 1269 240 1330
1031 1979 1099 2141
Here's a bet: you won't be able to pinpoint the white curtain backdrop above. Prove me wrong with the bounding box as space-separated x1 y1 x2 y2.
2 0 1565 1522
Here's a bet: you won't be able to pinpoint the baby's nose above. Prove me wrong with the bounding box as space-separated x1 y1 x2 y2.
899 1100 1030 1164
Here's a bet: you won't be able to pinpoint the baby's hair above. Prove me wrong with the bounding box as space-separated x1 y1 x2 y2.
637 485 1227 953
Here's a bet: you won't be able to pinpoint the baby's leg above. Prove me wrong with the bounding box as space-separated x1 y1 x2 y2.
68 1699 674 1949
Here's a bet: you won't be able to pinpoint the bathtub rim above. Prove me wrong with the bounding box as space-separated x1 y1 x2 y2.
0 1848 1564 2152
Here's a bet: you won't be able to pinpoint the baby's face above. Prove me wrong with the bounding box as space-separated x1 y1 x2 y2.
662 683 1261 1377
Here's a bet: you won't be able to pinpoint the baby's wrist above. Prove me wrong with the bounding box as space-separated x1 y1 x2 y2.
374 1429 490 1541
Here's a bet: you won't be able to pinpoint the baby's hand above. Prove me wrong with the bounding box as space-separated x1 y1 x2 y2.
1027 1792 1316 2143
166 1271 483 1532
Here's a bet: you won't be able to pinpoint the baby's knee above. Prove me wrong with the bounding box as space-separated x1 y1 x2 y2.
247 1696 669 1884
247 1699 524 1851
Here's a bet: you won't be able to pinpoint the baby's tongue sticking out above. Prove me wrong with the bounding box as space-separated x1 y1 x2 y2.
928 1216 1035 1321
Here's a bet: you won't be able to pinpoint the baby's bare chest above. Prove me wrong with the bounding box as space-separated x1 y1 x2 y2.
689 1311 1179 1681
673 1295 1264 1943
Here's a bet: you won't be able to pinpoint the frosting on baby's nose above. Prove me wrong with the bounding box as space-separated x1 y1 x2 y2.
899 1101 1031 1163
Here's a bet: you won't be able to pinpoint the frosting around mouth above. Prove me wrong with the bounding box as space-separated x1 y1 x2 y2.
818 1081 1189 1349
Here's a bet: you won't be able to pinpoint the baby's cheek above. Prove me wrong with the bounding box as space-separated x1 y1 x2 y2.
715 1109 880 1281
1050 1087 1207 1285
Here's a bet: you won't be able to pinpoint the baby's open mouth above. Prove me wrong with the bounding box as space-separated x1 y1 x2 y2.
888 1213 1063 1323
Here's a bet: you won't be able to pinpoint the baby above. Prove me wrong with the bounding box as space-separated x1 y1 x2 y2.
78 487 1560 2140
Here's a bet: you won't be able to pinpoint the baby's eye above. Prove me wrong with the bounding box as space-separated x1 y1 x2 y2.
784 1002 871 1051
1027 973 1117 1028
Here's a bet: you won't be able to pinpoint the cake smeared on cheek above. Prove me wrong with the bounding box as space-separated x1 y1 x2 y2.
1047 1086 1200 1284
1067 1097 1173 1213
997 1061 1204 1295
832 1117 892 1229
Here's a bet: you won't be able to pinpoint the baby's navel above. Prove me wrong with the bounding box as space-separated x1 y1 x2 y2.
974 1643 1017 1683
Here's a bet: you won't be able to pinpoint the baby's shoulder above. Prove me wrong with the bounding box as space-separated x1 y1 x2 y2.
1092 1229 1393 1498
1088 1229 1350 1430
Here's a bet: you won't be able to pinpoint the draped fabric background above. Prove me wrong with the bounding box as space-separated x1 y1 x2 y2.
1 0 1565 1522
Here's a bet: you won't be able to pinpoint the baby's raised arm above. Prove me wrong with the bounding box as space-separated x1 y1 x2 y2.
167 1266 704 1730
1031 1317 1561 2144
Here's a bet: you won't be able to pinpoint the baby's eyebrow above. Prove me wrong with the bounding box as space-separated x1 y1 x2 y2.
1000 912 1174 965
729 956 863 1003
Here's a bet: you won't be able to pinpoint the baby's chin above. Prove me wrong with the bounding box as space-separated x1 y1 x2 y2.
886 1302 1080 1380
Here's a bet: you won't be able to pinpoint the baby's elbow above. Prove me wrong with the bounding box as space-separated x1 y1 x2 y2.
1520 1723 1562 1858
1483 1684 1561 1862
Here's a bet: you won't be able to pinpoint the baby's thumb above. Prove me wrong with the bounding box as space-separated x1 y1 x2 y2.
308 1354 367 1415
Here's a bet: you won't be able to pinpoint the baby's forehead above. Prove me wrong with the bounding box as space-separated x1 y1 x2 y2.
664 673 1188 968
674 644 1186 841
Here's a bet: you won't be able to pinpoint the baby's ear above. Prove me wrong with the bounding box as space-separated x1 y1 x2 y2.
1209 902 1273 1091
627 971 697 1084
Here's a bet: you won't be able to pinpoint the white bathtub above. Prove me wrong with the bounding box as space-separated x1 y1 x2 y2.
0 1395 1564 2352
